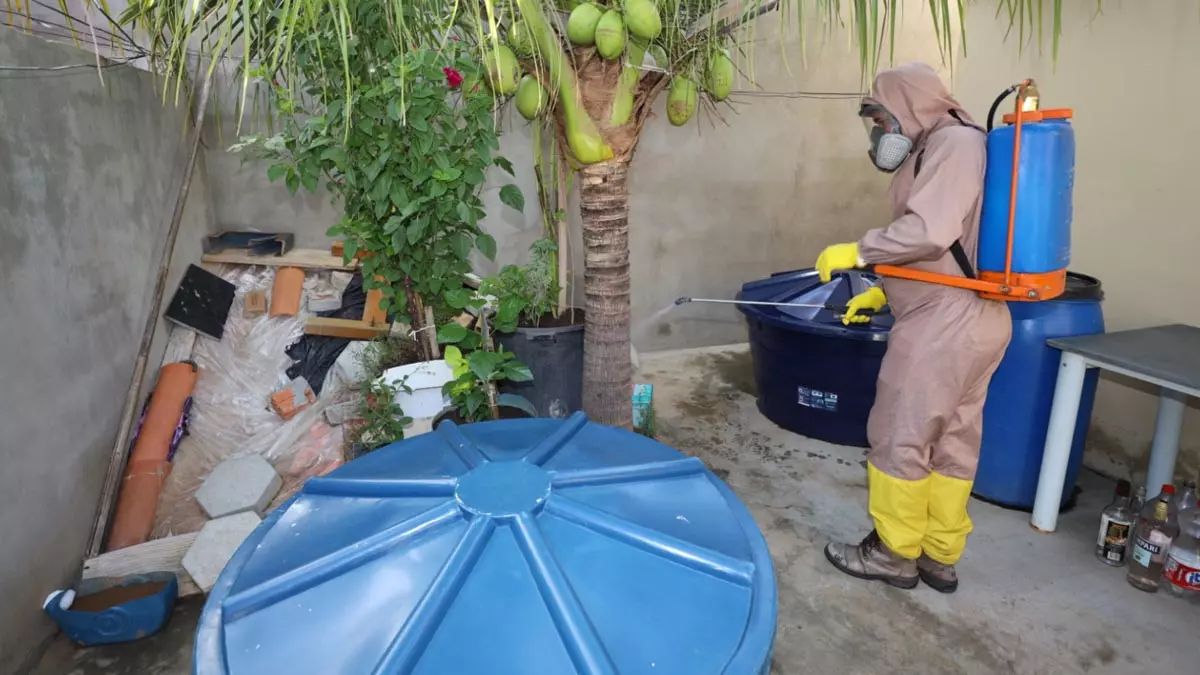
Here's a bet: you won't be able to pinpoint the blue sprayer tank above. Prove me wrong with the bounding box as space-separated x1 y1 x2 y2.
977 108 1075 290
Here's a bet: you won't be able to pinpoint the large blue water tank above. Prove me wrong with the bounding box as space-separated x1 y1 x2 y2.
195 413 777 675
978 115 1075 275
974 272 1105 509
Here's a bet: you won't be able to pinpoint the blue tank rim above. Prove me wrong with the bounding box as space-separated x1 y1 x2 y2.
736 269 890 342
191 416 780 675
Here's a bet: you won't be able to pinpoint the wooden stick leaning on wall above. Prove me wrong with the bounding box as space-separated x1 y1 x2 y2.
86 68 213 558
556 156 570 316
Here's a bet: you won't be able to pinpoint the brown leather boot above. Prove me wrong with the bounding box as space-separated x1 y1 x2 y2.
824 530 918 589
917 554 958 593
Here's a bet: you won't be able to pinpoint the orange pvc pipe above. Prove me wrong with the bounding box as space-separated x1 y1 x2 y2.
1003 81 1030 286
106 361 199 551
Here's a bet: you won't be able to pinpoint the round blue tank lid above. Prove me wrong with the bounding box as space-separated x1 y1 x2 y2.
736 268 892 341
195 412 777 675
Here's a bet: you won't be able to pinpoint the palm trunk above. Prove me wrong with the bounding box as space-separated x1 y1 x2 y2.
579 159 633 429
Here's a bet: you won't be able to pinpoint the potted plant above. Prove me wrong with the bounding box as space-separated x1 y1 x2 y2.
347 377 413 460
434 306 537 424
477 237 583 418
434 344 537 425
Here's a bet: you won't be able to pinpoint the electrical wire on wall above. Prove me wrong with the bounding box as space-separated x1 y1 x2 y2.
730 89 864 100
0 0 148 76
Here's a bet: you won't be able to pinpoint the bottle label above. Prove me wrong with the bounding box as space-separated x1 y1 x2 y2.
1163 552 1200 591
1132 537 1162 567
1096 517 1131 562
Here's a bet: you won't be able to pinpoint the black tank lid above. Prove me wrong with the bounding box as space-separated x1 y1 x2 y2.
1059 272 1104 301
736 268 893 342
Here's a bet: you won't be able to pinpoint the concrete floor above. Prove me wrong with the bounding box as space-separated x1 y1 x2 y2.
34 344 1198 674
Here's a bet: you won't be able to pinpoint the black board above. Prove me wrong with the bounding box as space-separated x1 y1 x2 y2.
164 264 236 340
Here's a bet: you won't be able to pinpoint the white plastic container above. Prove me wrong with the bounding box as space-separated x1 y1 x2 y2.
380 360 453 418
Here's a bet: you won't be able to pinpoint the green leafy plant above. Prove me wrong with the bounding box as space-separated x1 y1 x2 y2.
480 238 560 333
351 378 413 456
358 335 424 379
227 27 522 360
442 345 536 422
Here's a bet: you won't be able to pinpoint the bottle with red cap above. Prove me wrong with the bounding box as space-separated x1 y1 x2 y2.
1127 484 1179 592
1163 495 1200 602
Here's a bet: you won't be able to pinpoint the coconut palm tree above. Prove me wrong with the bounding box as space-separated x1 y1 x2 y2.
120 0 1077 428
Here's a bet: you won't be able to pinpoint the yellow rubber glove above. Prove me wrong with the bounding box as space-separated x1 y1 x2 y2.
842 286 886 325
815 242 863 282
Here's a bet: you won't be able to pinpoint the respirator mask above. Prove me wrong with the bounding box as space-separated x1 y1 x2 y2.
859 102 912 173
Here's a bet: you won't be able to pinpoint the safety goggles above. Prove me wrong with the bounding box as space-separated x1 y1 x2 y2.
858 101 903 138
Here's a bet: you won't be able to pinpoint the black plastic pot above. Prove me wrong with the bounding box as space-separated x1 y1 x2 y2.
433 404 534 426
494 312 584 419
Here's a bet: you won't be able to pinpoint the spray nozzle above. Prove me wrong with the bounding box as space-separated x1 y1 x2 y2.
674 297 691 305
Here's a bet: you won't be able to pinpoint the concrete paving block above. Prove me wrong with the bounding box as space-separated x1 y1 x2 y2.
182 512 261 592
195 454 282 519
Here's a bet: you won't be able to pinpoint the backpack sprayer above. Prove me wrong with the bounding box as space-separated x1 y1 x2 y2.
869 79 1075 302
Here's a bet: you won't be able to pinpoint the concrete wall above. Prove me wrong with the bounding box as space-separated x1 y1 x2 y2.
201 64 545 257
952 0 1200 482
0 29 215 671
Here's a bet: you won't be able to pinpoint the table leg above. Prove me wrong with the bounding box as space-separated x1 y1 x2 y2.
1145 389 1187 495
1031 352 1089 533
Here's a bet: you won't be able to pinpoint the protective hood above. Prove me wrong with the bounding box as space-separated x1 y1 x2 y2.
866 63 974 143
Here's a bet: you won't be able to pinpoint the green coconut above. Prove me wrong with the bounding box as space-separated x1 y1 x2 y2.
483 45 520 95
594 10 626 59
706 49 734 101
624 0 662 40
515 75 549 120
508 20 536 56
648 43 668 71
667 77 698 126
567 3 604 45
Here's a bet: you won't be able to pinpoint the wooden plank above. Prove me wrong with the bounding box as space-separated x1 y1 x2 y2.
424 307 440 358
201 248 358 272
305 317 393 340
243 290 268 318
83 533 201 597
362 274 388 326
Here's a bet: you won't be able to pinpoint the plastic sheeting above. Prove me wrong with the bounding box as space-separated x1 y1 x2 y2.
152 266 346 538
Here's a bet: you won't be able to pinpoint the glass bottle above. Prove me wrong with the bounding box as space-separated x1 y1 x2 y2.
1170 479 1197 528
1127 486 1179 592
1095 480 1134 567
1129 485 1147 520
1154 483 1181 527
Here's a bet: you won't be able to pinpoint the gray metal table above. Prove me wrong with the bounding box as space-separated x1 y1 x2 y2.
1032 324 1200 532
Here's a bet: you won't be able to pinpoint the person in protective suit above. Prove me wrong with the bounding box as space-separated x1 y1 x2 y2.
816 63 1012 593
